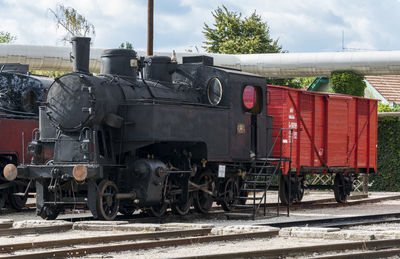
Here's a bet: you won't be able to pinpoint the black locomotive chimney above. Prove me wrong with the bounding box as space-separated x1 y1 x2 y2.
71 37 91 73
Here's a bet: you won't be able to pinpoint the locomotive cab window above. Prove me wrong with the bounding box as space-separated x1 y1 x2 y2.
207 78 223 105
242 85 262 114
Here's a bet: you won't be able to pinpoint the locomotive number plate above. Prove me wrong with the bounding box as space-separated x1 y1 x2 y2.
237 123 246 134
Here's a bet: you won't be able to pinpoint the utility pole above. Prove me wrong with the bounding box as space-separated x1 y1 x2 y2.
147 0 154 56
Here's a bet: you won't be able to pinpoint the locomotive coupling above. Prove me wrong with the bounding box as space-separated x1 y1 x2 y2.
3 164 17 181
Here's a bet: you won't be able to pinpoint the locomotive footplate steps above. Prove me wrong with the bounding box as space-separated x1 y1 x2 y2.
226 158 287 220
226 127 294 220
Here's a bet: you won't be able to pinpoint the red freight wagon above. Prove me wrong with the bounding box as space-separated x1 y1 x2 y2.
0 114 38 209
267 85 378 203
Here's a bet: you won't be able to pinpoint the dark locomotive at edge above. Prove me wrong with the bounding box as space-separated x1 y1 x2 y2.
4 36 378 220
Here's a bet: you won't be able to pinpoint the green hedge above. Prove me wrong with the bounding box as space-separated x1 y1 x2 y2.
369 104 400 191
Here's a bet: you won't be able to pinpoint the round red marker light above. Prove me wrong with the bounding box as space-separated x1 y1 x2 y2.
243 85 256 109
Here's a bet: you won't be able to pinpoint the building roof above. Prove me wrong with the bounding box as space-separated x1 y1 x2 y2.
365 75 400 104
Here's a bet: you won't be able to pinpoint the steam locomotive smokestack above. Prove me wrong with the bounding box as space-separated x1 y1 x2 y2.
147 0 154 56
71 37 91 73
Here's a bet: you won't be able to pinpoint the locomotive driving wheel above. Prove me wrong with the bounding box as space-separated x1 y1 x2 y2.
193 170 215 213
149 202 168 217
0 191 7 209
96 180 119 220
171 193 193 216
220 177 239 212
171 174 193 216
8 182 28 211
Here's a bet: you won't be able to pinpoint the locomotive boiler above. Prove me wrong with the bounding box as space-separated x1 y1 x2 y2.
8 37 272 220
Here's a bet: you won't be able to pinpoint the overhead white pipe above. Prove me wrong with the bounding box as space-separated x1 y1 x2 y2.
1 44 400 77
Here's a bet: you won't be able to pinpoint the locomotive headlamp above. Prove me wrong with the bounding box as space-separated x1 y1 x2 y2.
73 165 88 181
3 164 17 181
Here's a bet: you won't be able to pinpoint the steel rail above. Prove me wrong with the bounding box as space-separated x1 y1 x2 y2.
54 194 399 223
283 194 400 211
0 222 13 229
263 193 368 208
312 248 400 259
0 228 212 253
175 239 400 259
0 224 73 237
262 212 400 228
0 230 279 259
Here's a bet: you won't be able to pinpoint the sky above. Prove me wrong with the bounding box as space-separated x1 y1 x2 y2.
1 0 400 53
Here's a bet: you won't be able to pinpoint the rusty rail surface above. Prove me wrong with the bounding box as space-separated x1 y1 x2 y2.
176 239 400 259
0 228 212 253
0 230 279 258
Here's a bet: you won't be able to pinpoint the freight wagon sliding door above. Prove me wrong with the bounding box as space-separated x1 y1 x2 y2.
347 98 378 173
325 96 351 167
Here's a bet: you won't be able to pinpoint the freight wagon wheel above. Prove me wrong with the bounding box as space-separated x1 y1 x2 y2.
193 170 215 213
220 177 239 212
279 174 294 205
279 174 304 204
171 193 193 216
96 180 119 220
8 182 28 211
333 173 348 203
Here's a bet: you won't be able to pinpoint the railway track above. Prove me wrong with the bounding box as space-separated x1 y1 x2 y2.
2 213 400 258
1 205 400 258
263 212 400 228
0 228 279 258
176 239 400 259
52 193 400 223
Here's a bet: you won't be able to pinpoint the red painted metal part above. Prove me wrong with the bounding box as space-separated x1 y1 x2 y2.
267 85 378 175
0 115 37 164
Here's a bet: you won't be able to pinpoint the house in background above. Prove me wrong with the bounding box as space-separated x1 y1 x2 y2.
307 75 400 105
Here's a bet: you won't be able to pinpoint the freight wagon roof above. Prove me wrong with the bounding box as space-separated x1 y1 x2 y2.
267 84 379 102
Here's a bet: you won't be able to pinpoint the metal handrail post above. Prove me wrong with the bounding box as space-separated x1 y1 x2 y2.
287 129 294 217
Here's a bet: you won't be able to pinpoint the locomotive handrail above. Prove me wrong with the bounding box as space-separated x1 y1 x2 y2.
120 99 230 108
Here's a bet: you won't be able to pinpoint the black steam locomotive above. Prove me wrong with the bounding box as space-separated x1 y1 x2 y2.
7 37 274 220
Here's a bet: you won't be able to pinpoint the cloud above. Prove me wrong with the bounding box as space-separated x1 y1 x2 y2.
0 0 399 52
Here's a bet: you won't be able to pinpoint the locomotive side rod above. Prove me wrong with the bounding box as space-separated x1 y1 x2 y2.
189 181 215 196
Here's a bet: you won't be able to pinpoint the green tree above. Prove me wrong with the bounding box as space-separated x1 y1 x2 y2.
203 6 282 54
203 6 308 89
270 77 316 89
330 71 366 97
119 42 133 50
0 31 16 43
49 4 95 43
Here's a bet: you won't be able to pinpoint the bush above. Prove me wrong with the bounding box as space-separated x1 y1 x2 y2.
369 103 400 191
330 71 366 97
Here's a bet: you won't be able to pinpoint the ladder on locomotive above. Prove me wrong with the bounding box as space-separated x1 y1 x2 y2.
226 128 293 220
